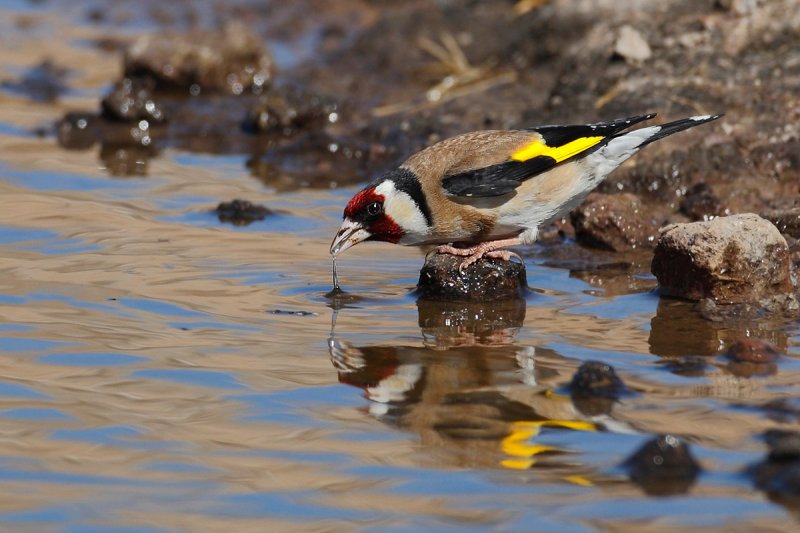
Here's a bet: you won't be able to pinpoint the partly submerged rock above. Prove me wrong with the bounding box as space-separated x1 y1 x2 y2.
571 192 660 251
416 253 527 302
101 77 166 123
652 214 794 303
723 338 780 378
242 87 339 135
623 434 700 496
724 339 781 364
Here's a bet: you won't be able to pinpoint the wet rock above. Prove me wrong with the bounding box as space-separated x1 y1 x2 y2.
214 199 272 226
101 78 166 124
242 87 339 135
614 25 652 64
124 22 274 95
723 338 780 377
56 112 98 150
762 207 800 240
624 434 700 496
416 298 526 348
652 214 794 303
679 183 726 222
416 253 527 302
570 192 660 251
569 360 626 416
750 430 800 505
1 59 69 102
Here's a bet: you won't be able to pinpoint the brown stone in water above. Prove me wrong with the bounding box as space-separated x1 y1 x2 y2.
624 434 700 496
416 253 527 302
724 339 781 364
652 214 794 303
570 192 660 252
215 199 271 226
723 338 781 377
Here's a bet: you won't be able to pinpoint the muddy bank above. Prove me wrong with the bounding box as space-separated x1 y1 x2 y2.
39 0 796 198
19 0 800 302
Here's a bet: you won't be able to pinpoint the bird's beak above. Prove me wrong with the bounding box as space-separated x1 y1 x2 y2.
330 218 371 256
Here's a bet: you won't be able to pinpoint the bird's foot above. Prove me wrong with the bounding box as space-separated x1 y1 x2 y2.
434 241 522 271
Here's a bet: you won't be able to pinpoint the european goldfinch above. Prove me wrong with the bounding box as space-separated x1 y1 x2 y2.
330 113 721 268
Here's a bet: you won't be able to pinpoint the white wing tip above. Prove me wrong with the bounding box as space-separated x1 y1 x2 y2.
691 114 723 122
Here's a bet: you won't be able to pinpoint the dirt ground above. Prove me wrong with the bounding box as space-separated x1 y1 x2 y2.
6 0 797 254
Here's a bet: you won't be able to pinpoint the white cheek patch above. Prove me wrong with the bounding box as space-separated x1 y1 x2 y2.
375 180 430 234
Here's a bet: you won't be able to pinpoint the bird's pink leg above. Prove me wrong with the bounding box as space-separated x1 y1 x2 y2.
435 237 524 270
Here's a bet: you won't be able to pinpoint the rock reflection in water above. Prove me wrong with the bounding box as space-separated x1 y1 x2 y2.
416 298 527 349
328 298 613 474
649 298 789 359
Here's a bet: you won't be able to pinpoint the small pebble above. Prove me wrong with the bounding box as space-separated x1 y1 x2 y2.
215 199 271 226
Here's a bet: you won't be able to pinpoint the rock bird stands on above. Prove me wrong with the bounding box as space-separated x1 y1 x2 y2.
330 113 721 269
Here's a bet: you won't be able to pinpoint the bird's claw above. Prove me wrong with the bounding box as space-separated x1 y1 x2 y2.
432 244 522 272
458 249 522 271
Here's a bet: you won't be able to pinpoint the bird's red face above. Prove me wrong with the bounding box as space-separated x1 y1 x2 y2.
330 185 405 256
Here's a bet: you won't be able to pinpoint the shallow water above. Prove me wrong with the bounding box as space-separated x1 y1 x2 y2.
1 3 800 532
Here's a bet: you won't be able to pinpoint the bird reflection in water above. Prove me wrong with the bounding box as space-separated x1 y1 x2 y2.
326 292 611 476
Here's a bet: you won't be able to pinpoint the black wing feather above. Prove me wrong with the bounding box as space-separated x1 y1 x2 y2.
442 156 556 197
530 113 656 146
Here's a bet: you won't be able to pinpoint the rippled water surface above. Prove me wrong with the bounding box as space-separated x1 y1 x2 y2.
2 3 800 532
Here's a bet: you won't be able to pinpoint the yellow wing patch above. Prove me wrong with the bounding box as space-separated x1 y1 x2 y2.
511 136 604 163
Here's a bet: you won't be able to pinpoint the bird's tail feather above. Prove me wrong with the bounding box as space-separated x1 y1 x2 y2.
587 113 723 178
635 114 724 148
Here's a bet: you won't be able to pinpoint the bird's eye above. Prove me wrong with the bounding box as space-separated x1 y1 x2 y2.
366 202 383 216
